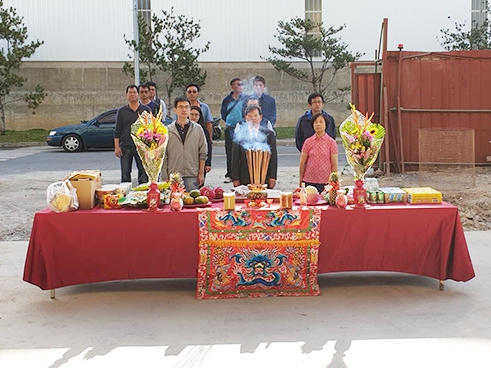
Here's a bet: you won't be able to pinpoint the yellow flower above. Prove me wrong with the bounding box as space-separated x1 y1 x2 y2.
350 126 359 135
369 126 378 136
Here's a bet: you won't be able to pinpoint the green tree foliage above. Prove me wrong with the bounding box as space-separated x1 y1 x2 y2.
123 8 210 112
439 12 491 50
263 17 362 101
0 0 46 135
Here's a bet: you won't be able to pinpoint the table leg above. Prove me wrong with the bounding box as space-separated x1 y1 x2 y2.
50 289 55 299
439 280 444 291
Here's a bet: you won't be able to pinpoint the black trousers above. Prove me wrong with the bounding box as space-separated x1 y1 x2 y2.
224 126 235 178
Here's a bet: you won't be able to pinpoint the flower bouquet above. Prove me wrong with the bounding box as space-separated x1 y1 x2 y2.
340 104 385 208
131 108 168 210
131 108 168 183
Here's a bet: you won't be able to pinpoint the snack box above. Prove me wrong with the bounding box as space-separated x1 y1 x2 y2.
402 187 442 204
67 170 102 210
380 187 407 203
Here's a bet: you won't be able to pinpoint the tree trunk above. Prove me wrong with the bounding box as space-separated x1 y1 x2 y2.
0 99 6 135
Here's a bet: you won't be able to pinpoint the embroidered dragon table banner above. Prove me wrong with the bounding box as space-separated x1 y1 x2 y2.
196 208 322 299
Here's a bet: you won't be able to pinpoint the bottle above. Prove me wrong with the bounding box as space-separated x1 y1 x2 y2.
299 182 307 206
146 182 161 211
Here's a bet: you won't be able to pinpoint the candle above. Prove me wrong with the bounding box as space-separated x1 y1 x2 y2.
223 192 235 210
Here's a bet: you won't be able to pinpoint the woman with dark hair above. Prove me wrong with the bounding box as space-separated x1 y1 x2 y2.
189 106 212 184
298 113 339 192
231 105 277 188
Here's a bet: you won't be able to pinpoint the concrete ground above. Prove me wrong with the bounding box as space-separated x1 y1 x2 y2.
1 140 490 367
1 231 490 368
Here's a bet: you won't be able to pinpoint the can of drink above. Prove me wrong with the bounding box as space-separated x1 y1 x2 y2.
368 191 377 204
377 191 385 204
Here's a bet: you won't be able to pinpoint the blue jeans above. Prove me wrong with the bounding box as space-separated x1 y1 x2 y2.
224 126 235 178
183 176 199 192
120 146 148 184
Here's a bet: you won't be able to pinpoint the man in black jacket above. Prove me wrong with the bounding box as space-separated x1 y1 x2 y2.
114 85 151 184
295 93 336 152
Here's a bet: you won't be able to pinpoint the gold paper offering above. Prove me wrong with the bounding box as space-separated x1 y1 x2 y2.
280 192 293 209
223 192 235 210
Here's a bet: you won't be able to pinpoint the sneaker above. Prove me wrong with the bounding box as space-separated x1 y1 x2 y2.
224 177 232 183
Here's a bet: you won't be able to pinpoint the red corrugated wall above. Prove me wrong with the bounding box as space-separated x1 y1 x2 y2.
352 50 491 171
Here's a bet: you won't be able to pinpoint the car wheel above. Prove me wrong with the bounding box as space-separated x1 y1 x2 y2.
62 134 83 152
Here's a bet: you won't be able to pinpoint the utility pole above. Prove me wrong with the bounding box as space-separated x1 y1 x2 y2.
132 0 140 86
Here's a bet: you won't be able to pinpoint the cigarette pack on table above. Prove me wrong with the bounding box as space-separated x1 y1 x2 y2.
402 187 442 204
380 187 407 203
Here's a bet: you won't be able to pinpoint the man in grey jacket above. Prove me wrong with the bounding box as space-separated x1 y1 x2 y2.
161 96 208 191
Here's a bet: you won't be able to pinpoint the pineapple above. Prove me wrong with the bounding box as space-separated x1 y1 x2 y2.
328 171 340 205
169 172 184 192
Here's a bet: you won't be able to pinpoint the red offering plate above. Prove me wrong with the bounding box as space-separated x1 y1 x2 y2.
294 199 328 206
234 195 246 203
183 202 212 208
209 198 224 203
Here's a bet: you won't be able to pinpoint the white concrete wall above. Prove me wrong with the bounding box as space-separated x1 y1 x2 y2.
3 0 471 62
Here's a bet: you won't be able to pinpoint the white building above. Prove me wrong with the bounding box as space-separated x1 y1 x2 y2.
3 0 473 62
1 0 484 129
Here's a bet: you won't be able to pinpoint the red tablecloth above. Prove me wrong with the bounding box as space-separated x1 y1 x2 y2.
23 202 475 290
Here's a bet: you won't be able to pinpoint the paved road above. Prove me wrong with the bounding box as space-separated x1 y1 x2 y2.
0 146 51 162
0 143 347 175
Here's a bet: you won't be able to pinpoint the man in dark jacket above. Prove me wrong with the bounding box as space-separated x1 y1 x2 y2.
295 92 336 152
114 85 151 184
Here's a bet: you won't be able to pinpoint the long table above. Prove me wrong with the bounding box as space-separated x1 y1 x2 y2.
23 202 475 293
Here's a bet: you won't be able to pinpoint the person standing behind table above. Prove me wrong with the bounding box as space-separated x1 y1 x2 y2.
138 84 160 117
221 78 245 183
237 96 274 132
145 81 167 119
295 92 336 152
189 105 212 185
299 113 339 193
231 105 278 189
162 97 208 191
185 83 213 141
114 85 152 184
252 76 276 129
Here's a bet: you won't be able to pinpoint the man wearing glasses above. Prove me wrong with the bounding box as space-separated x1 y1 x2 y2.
295 92 336 152
138 84 160 117
185 83 213 140
162 97 208 191
221 78 245 183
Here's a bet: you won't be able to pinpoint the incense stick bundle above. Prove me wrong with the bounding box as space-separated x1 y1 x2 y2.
246 149 271 185
260 151 271 184
247 149 253 184
253 151 261 184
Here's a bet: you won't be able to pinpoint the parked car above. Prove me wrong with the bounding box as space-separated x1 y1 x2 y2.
46 109 172 152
